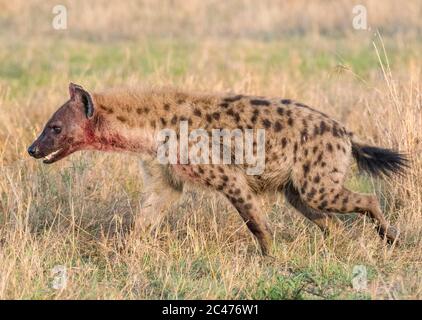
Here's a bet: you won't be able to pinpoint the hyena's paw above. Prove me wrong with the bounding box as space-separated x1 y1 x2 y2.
132 208 162 235
380 225 401 245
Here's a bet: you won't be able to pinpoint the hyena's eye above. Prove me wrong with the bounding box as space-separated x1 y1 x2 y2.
52 126 62 134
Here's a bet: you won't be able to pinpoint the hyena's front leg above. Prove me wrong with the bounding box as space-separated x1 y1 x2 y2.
136 158 184 233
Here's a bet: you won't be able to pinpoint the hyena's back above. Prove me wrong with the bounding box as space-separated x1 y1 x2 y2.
183 94 354 193
158 91 406 251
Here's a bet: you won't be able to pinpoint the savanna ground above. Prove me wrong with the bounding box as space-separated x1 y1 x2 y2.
0 0 421 299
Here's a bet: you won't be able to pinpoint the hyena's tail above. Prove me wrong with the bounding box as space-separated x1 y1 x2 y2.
351 140 408 177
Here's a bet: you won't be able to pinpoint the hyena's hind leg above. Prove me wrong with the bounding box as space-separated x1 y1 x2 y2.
214 169 273 255
135 158 184 233
283 181 341 235
291 138 402 244
326 188 399 243
303 184 399 243
227 191 273 256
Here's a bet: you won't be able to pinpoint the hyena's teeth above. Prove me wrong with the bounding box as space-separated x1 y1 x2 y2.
45 149 62 160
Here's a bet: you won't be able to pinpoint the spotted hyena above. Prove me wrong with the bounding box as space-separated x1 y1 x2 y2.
28 83 408 255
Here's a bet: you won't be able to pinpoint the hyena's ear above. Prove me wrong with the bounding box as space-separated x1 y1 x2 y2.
69 82 94 119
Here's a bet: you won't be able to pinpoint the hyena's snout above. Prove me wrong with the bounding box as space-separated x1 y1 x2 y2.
27 134 68 164
28 131 51 158
27 141 43 158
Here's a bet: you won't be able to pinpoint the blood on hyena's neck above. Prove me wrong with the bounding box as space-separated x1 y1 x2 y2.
85 88 169 155
83 87 218 156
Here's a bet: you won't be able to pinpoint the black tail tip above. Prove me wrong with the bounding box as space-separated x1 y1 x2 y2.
352 144 409 177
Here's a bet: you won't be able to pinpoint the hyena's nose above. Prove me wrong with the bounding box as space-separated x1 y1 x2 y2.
27 145 38 157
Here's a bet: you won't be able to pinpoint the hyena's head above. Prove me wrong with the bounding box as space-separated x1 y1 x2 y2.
28 83 96 164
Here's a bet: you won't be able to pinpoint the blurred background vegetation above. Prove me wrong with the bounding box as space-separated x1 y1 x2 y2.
0 0 421 299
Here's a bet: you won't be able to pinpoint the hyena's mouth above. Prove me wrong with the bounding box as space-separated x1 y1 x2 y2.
43 148 68 164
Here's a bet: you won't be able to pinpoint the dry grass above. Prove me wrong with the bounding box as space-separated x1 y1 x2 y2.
0 0 421 299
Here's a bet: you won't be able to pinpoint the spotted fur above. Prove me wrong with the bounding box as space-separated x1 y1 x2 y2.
28 83 408 255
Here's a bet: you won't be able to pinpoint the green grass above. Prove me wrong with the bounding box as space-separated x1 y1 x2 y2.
1 37 420 99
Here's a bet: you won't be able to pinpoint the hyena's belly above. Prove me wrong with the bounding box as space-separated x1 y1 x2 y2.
246 168 291 192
